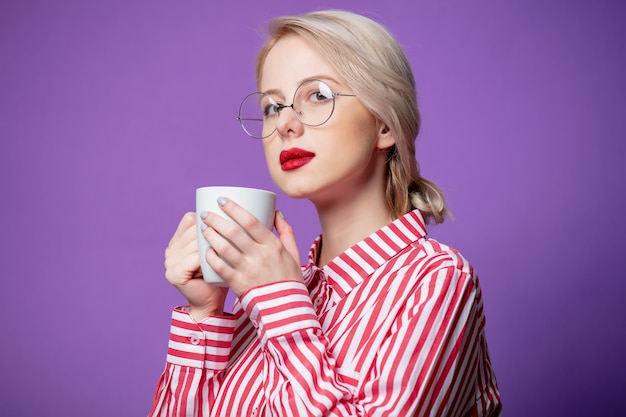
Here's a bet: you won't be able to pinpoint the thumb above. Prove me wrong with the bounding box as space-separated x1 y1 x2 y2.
274 210 301 265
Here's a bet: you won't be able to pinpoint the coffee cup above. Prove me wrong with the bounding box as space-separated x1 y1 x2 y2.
196 186 276 285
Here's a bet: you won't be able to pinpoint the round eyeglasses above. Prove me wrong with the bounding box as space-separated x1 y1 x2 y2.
237 79 356 139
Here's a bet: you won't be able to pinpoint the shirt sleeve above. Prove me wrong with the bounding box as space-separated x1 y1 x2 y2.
240 280 362 416
148 307 236 417
240 254 500 416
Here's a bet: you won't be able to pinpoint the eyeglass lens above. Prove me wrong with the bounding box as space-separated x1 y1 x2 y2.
238 80 337 139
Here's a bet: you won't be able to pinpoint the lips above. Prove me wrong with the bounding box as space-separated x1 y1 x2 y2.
279 148 316 171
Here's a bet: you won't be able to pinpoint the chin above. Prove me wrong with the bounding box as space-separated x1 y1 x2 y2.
277 184 313 200
271 176 316 200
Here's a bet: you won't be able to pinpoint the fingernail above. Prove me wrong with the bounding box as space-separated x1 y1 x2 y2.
217 197 227 207
200 211 208 219
201 223 207 231
277 210 285 219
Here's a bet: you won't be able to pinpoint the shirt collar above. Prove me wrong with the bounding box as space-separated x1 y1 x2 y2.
301 209 428 298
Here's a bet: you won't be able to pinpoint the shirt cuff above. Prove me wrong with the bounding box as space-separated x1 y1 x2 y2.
239 281 321 347
166 307 236 369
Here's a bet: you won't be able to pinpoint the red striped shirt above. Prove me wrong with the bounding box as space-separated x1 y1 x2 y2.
149 210 501 416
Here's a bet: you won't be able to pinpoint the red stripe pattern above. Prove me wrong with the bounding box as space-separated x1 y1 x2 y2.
149 210 501 416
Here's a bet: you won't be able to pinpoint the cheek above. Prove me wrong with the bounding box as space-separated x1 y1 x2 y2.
345 106 379 140
262 140 281 174
347 116 380 154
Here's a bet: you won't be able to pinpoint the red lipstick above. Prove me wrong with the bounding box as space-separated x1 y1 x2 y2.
280 148 316 171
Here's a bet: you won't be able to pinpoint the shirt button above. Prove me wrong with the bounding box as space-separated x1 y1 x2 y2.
190 335 200 345
314 298 323 307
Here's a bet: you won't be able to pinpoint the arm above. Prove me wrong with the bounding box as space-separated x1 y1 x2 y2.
360 262 486 416
149 308 236 417
149 212 234 416
241 254 499 416
240 281 361 416
201 199 499 414
356 249 500 416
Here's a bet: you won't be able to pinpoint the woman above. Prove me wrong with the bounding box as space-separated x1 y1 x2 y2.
150 10 501 416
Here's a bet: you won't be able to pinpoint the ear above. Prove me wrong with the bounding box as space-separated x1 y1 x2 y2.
376 123 396 151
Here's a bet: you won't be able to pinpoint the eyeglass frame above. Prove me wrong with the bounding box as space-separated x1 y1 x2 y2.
237 79 357 139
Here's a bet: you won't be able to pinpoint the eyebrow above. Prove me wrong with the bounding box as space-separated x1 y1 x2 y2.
261 75 342 97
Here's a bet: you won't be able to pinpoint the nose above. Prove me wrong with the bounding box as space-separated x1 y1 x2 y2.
274 104 304 138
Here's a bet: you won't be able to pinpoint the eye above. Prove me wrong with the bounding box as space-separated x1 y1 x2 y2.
262 103 279 117
260 95 281 118
318 81 334 99
308 81 334 103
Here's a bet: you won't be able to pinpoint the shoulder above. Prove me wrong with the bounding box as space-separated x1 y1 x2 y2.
375 237 485 330
391 237 478 291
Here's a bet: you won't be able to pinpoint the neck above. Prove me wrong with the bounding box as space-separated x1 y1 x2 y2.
314 182 393 267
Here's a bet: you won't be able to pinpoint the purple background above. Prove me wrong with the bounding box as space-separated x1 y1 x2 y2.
1 0 624 415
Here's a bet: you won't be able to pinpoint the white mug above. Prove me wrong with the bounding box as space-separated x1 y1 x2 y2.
196 186 276 285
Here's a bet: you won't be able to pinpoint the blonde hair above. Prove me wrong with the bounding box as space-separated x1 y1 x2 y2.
256 10 449 223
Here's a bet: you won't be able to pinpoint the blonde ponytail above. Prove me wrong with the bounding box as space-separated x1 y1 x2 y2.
386 145 449 223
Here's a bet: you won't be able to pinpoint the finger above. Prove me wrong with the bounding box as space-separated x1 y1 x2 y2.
274 210 301 265
180 231 200 256
164 236 199 282
169 212 197 247
165 250 202 285
178 222 200 248
216 198 271 242
165 226 198 266
204 245 235 282
204 210 254 253
181 251 202 276
203 223 243 264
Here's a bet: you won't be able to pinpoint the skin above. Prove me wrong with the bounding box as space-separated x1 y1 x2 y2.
164 35 395 321
260 35 395 266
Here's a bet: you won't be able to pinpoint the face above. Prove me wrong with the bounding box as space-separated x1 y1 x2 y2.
258 35 394 206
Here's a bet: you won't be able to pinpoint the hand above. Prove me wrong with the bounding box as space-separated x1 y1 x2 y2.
200 198 302 297
164 212 228 321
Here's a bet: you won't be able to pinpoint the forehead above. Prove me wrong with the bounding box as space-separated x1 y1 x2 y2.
259 35 339 93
